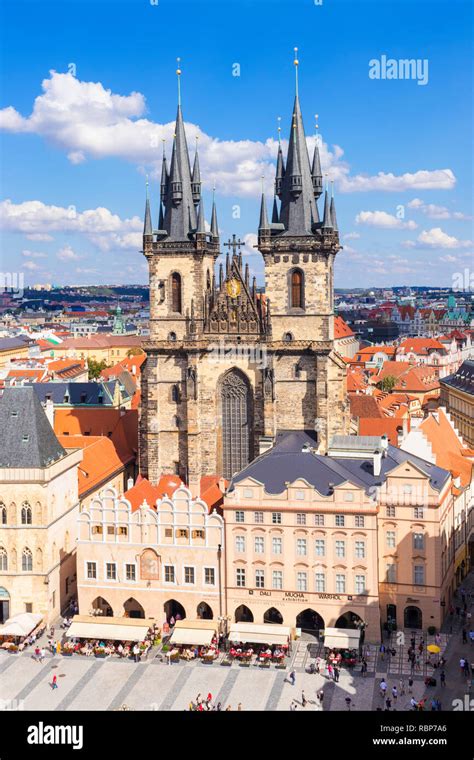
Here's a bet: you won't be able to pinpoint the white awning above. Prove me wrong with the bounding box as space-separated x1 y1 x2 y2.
66 620 151 642
229 623 292 646
0 612 43 637
169 628 214 647
323 627 361 649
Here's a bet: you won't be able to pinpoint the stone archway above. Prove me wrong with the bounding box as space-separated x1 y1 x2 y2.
264 607 283 625
164 599 186 623
197 601 213 620
124 598 145 619
404 605 422 630
0 587 10 624
335 610 364 629
91 596 113 617
234 604 254 623
296 608 325 634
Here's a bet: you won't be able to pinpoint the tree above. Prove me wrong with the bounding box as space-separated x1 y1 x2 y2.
377 375 397 393
126 347 144 357
88 359 108 380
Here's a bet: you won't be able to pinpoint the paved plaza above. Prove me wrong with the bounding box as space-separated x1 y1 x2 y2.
2 572 472 713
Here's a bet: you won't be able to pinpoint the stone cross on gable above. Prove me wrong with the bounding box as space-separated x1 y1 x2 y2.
223 234 244 258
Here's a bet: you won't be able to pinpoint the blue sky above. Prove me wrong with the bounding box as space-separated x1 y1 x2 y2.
0 0 472 289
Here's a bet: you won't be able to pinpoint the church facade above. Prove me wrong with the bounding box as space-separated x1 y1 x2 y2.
139 78 348 495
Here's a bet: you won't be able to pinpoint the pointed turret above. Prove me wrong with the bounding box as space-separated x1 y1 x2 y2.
210 189 219 239
160 145 169 203
158 201 164 231
311 143 323 198
191 139 201 205
330 183 338 233
196 197 206 236
258 192 270 232
271 195 279 224
275 140 285 197
321 186 333 232
143 181 152 237
162 102 197 239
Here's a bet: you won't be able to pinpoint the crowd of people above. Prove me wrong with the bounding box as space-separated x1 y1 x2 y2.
187 692 243 712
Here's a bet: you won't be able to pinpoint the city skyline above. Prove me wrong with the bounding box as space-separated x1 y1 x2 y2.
0 0 472 289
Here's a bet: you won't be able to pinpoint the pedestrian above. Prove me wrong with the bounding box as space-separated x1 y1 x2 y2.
288 669 296 686
380 678 387 697
206 692 212 706
440 670 446 687
196 693 202 705
40 647 46 663
410 697 418 710
51 674 58 690
345 696 352 710
317 689 324 706
436 699 442 711
301 691 307 708
392 685 398 702
225 705 232 711
327 663 333 680
380 644 386 661
430 698 437 711
385 697 392 711
290 701 296 711
399 679 405 696
361 660 367 677
333 666 340 683
133 643 140 663
34 646 40 662
216 702 222 712
408 677 414 693
460 657 466 674
462 628 467 644
238 703 243 711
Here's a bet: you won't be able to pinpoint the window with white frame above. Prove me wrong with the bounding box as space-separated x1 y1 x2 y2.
296 571 307 592
386 564 396 583
106 562 116 580
272 537 282 554
413 532 424 550
204 567 215 585
335 573 346 593
236 568 246 587
184 566 195 584
296 512 306 525
315 572 325 592
335 540 345 558
386 530 396 548
414 507 424 519
335 515 345 527
254 511 264 524
254 536 265 554
164 565 175 583
355 515 365 527
272 512 282 524
355 574 366 594
235 511 245 523
86 561 97 580
314 514 325 526
235 535 246 553
296 538 307 556
272 570 283 589
355 540 365 559
315 539 325 557
386 505 396 517
414 565 425 585
255 569 264 588
125 564 136 581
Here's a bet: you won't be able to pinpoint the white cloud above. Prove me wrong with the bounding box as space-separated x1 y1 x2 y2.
343 232 360 240
22 249 47 258
57 245 80 261
25 233 54 241
0 198 142 251
407 198 471 220
355 210 417 229
22 260 40 271
439 254 458 263
403 227 473 249
0 71 457 198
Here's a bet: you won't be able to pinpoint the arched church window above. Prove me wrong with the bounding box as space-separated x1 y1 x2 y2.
171 384 180 403
21 502 32 525
22 548 33 572
290 269 304 309
171 273 182 314
168 332 177 342
283 332 294 343
0 503 6 525
220 370 252 479
0 547 7 571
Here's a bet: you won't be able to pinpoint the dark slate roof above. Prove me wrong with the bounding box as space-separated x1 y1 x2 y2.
277 96 320 236
440 360 474 397
0 386 66 468
0 336 31 351
30 381 122 406
162 105 197 241
229 430 450 496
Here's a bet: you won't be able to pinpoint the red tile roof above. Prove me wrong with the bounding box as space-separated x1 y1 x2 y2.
349 394 383 419
334 316 355 339
358 417 408 445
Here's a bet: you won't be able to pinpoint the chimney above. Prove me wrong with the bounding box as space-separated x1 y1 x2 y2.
373 450 382 477
126 476 134 491
43 398 55 429
380 434 389 457
259 436 274 456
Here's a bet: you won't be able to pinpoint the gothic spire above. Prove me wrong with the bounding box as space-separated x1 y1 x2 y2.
321 183 333 231
330 181 338 233
143 179 152 237
210 186 219 239
196 197 206 235
191 137 201 205
311 143 323 198
160 141 169 202
271 195 279 224
258 181 270 232
275 116 285 197
162 60 197 240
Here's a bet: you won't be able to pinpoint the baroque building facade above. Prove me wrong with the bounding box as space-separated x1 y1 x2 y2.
139 70 348 494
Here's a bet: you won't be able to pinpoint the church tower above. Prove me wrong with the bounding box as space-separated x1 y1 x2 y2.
140 55 348 494
257 48 348 451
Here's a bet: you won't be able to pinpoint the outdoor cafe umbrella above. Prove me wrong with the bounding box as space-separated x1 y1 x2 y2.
427 644 441 654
